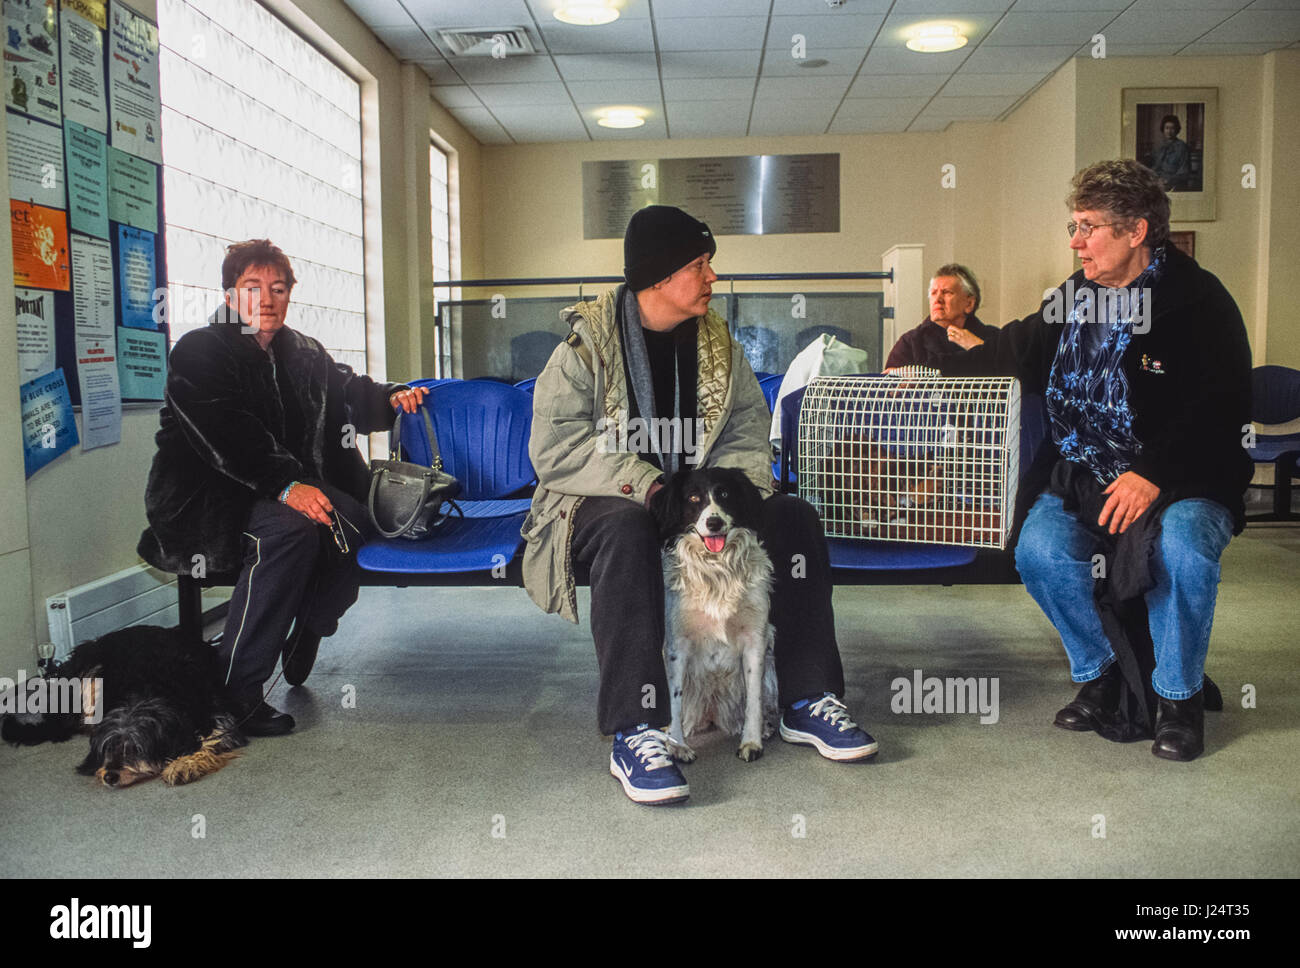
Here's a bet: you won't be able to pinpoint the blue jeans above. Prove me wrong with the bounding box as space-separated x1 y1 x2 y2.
1014 492 1233 700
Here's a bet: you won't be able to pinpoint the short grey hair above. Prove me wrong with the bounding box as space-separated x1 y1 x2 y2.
931 263 981 312
1066 159 1171 248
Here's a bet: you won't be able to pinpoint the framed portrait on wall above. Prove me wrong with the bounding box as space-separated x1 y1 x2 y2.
1122 88 1217 221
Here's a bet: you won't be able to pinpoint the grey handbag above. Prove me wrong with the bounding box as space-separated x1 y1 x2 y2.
367 409 463 539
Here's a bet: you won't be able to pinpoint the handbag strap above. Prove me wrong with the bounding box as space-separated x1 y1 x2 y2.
390 405 446 471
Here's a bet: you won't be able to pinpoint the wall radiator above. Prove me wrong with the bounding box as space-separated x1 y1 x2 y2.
45 565 181 661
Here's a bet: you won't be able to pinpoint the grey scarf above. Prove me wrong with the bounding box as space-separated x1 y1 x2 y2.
620 286 681 477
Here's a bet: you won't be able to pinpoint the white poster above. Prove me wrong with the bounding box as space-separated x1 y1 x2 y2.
106 2 160 163
71 233 114 341
2 0 61 123
60 6 107 133
15 287 56 381
5 114 64 208
75 339 121 450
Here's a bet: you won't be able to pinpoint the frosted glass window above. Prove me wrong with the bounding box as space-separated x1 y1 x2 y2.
431 142 451 309
158 0 365 372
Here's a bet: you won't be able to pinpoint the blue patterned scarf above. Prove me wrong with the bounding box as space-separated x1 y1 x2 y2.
1046 246 1165 483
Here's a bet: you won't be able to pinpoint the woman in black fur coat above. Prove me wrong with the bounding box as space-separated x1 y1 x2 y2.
137 240 425 734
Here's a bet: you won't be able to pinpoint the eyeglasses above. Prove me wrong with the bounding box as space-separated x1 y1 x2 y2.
327 510 349 554
1066 221 1120 240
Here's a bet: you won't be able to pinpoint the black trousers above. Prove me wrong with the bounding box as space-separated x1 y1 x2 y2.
215 482 373 704
571 492 845 735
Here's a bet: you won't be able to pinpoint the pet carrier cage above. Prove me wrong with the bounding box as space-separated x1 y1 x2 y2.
798 373 1022 549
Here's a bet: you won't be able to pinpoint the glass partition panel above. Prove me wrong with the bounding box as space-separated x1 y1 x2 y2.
732 292 885 377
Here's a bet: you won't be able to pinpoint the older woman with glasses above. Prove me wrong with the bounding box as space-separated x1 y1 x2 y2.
941 160 1252 762
137 240 426 735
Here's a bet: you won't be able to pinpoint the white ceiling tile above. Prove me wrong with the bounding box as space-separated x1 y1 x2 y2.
663 77 755 100
653 0 770 15
554 53 660 80
766 14 886 50
475 81 572 107
448 106 513 141
891 0 1012 11
565 80 663 102
984 11 1118 46
1079 44 1183 55
756 75 855 99
431 86 484 109
403 0 536 28
1011 0 1128 10
665 100 752 139
445 55 562 84
655 17 769 51
833 97 929 120
828 116 910 134
492 103 589 141
537 17 656 54
659 50 762 77
908 117 952 131
1198 9 1300 43
942 71 1043 95
1179 40 1294 53
341 0 412 29
773 0 894 13
748 97 838 134
847 73 947 97
959 43 1077 72
371 26 437 60
922 94 1020 117
760 48 867 76
860 46 971 74
1130 0 1254 9
1100 9 1237 44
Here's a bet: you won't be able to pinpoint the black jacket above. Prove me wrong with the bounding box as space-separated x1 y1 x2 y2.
942 244 1253 533
137 310 403 573
885 313 999 370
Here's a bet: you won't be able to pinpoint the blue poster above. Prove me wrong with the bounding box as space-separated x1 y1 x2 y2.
21 368 80 478
116 325 165 400
117 224 155 328
64 120 109 239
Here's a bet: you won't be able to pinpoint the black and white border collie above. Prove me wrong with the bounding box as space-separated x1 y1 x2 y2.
653 467 779 762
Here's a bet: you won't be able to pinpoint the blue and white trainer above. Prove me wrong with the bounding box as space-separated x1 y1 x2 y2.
610 726 690 805
780 694 879 761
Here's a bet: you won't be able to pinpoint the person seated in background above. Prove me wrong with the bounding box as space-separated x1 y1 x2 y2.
884 263 998 370
940 160 1252 762
137 240 427 735
523 205 879 806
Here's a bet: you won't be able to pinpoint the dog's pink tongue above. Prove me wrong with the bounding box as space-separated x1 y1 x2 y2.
703 534 726 553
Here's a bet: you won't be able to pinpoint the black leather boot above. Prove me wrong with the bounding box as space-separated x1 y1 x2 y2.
1152 691 1204 761
1054 663 1122 731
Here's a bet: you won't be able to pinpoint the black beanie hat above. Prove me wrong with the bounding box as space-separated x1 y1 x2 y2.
623 205 717 292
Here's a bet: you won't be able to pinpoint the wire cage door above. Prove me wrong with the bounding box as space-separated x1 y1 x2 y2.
798 374 1022 549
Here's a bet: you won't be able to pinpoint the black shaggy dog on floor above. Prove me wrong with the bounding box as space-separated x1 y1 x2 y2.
1 626 247 788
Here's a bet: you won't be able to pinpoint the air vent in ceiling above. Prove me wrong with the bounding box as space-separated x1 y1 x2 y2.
437 27 535 57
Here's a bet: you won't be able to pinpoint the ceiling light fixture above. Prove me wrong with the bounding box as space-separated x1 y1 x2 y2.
554 3 619 26
905 23 968 54
596 107 645 129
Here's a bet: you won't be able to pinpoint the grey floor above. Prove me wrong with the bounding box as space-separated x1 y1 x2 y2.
2 524 1297 879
